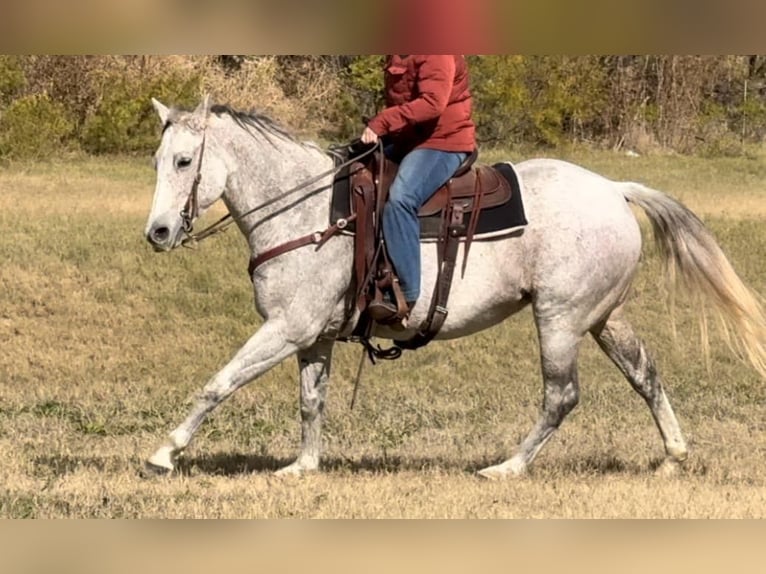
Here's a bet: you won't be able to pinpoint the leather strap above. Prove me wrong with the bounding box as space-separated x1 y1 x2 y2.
396 196 464 351
351 164 376 311
181 130 207 233
248 214 356 276
461 170 485 276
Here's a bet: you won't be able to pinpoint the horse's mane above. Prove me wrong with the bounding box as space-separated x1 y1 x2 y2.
210 104 300 148
165 102 319 153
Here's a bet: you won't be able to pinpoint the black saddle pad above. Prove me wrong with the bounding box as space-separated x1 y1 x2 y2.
419 162 526 239
330 157 527 240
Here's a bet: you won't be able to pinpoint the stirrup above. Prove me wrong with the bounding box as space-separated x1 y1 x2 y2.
367 300 400 323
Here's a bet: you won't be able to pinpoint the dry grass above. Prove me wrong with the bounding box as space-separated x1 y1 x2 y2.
1 150 765 518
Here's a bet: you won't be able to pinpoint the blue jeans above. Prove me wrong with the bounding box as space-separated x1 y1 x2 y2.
382 148 467 302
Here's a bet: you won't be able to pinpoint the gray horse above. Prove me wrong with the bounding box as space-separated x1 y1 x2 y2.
143 97 766 479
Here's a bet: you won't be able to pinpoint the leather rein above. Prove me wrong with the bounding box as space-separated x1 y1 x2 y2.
179 130 379 260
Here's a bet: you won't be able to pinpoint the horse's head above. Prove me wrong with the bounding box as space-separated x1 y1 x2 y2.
145 95 228 251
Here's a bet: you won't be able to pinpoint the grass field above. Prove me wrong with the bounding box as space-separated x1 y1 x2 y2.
1 148 765 518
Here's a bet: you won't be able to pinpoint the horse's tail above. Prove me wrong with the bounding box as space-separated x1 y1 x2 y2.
621 182 766 379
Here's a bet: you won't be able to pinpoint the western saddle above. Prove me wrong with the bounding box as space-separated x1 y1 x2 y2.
347 147 513 351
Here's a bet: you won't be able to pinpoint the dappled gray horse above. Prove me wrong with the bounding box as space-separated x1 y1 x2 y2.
143 97 766 479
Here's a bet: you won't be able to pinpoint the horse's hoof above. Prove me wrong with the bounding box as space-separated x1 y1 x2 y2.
139 461 173 479
476 468 502 481
476 465 512 481
274 463 313 479
476 458 528 480
654 458 683 478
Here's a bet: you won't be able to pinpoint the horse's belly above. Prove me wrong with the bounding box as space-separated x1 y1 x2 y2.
414 238 531 339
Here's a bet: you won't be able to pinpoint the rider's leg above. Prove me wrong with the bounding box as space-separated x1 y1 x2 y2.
369 148 467 321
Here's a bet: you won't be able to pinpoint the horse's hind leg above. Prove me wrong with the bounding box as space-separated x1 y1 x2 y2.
590 308 688 473
274 338 334 477
478 322 583 480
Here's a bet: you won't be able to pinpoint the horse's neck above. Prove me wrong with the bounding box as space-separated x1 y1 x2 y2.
221 133 334 254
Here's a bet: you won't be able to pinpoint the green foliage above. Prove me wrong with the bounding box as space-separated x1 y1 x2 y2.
731 94 766 145
0 93 74 159
530 56 609 144
0 56 25 104
81 71 201 155
470 56 609 147
467 55 526 146
1 56 766 157
348 56 385 95
693 101 739 157
323 55 384 141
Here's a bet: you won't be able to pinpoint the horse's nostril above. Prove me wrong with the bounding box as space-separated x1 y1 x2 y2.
150 226 170 244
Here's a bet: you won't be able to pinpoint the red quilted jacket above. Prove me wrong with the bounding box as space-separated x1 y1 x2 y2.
366 55 476 155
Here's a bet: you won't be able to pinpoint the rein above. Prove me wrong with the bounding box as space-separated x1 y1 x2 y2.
180 137 379 248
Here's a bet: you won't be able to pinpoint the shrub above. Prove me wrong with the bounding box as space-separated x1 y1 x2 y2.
2 55 766 158
469 56 532 146
469 56 610 148
0 94 74 160
199 56 285 112
323 55 384 141
18 56 104 132
81 70 201 155
0 56 25 105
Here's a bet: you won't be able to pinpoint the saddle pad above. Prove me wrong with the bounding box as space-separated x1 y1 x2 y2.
330 159 527 241
420 162 527 239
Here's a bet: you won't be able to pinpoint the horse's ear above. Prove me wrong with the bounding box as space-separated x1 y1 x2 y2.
151 98 170 125
194 94 211 117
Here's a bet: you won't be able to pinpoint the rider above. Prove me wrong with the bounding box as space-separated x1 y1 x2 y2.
361 54 477 324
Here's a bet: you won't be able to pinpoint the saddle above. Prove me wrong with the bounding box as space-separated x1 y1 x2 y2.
343 147 516 351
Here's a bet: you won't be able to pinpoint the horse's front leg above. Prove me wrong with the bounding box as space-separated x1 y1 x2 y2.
144 318 301 475
274 337 335 477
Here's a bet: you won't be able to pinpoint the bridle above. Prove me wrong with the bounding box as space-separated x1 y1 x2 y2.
176 123 379 249
180 129 206 234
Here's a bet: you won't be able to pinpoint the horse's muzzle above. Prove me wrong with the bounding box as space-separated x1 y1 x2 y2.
146 222 178 251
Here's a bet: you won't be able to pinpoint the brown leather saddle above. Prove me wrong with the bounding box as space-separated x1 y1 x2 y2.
345 148 515 351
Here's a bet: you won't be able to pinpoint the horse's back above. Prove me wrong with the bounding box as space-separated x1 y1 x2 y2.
514 157 641 246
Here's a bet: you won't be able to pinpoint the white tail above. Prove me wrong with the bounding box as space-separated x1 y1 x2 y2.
623 183 766 379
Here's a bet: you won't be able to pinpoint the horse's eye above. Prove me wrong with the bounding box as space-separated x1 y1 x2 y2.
175 156 193 170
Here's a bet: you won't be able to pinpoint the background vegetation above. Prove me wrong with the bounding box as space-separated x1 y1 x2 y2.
2 55 766 159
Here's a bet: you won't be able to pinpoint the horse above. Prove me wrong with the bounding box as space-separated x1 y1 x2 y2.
142 96 766 479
